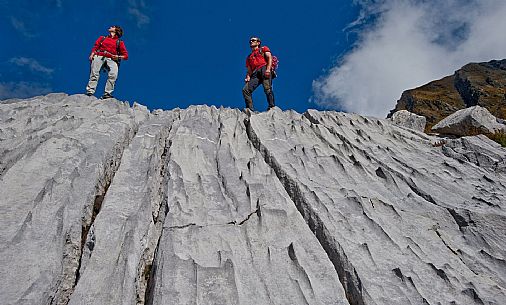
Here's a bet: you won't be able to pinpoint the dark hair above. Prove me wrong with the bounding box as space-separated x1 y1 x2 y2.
114 26 124 38
250 36 261 44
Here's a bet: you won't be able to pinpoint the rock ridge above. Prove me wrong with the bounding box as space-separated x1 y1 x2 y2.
1 94 505 305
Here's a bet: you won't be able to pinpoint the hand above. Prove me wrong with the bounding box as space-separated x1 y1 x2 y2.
115 55 121 60
245 75 251 82
89 54 94 61
264 70 271 78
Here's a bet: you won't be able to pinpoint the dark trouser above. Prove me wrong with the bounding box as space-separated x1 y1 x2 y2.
242 66 275 110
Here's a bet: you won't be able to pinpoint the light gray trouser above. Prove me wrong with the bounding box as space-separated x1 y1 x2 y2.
86 55 119 95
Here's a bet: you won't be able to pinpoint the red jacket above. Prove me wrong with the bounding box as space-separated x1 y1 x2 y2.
246 46 270 72
91 35 128 60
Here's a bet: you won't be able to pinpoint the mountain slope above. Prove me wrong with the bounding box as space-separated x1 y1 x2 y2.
1 94 505 305
389 59 506 130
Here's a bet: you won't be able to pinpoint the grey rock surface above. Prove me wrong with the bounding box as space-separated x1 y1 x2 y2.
390 109 427 132
0 94 142 304
67 110 179 305
432 105 506 136
148 106 348 305
249 108 506 305
442 135 506 173
1 94 505 305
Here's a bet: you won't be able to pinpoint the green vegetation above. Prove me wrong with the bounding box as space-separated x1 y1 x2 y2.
466 127 506 147
487 131 506 147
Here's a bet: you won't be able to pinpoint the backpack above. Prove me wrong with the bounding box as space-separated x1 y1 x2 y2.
258 47 279 78
98 36 122 66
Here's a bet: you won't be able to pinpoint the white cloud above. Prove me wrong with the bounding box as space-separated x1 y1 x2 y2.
128 8 150 27
128 0 150 28
9 57 54 76
312 0 506 118
0 82 52 100
10 16 36 38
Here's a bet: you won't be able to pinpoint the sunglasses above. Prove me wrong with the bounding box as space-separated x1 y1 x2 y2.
250 39 259 42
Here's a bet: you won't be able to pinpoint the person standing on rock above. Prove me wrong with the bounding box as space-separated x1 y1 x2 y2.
242 36 275 112
85 25 128 99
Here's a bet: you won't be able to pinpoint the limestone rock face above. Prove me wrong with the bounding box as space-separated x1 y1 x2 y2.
441 135 506 172
1 94 506 305
0 94 144 304
389 110 426 132
148 106 347 305
431 105 506 136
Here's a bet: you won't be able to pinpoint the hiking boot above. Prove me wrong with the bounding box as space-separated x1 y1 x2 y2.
100 93 113 99
85 92 93 96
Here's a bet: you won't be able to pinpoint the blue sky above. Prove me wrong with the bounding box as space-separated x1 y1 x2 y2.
0 0 359 113
2 0 505 117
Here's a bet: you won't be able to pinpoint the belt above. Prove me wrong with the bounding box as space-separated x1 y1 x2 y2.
96 50 115 57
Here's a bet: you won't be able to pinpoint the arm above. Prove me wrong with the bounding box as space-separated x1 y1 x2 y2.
261 46 273 77
263 51 273 78
118 41 129 60
245 66 252 82
89 37 102 61
264 51 273 71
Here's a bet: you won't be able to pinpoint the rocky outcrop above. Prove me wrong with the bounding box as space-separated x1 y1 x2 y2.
389 59 506 131
432 106 506 136
147 106 348 305
1 94 506 305
0 94 146 304
441 135 506 172
389 110 426 132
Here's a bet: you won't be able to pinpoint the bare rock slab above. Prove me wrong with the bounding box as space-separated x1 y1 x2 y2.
1 94 505 305
68 111 179 305
442 134 506 172
148 106 349 305
0 94 142 304
248 108 506 305
432 105 506 136
390 109 426 132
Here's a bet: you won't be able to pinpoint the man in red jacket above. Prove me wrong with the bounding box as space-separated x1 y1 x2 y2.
242 36 275 112
85 26 128 99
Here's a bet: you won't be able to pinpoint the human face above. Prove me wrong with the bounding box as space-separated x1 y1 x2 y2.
249 38 260 48
108 26 116 34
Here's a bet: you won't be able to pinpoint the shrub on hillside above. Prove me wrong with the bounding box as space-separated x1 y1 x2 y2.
487 131 506 147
